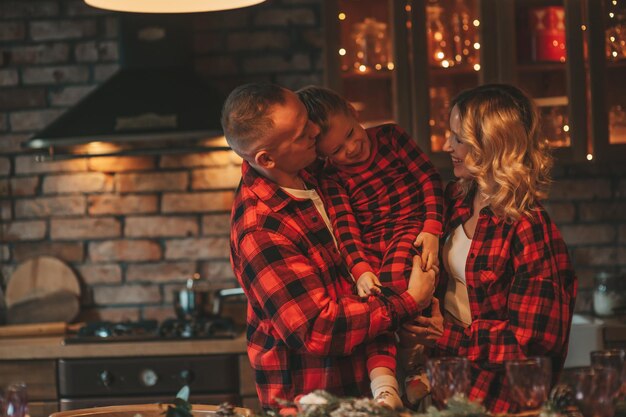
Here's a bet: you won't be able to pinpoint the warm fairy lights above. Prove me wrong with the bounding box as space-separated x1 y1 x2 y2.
338 12 346 20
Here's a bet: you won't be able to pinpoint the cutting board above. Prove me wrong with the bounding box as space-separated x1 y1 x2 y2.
5 256 81 307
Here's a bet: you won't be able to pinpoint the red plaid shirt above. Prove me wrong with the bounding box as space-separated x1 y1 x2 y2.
230 162 422 409
320 123 444 288
435 182 578 413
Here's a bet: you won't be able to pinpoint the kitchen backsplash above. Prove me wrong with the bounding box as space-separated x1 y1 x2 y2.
1 0 625 321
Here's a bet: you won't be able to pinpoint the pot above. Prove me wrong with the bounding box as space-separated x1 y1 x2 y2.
173 275 245 320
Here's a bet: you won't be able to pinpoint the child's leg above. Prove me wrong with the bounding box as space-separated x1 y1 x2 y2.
370 366 403 409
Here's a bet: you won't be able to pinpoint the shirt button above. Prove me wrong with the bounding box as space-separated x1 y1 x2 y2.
311 216 318 222
470 253 475 258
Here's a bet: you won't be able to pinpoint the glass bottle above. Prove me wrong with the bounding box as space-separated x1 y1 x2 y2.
427 4 452 67
593 272 626 317
3 382 28 417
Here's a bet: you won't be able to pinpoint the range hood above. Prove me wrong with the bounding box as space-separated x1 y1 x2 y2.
23 14 229 158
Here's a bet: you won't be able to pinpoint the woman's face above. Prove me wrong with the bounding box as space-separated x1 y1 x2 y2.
444 105 472 180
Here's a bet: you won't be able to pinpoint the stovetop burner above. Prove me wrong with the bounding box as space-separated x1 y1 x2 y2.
63 317 237 344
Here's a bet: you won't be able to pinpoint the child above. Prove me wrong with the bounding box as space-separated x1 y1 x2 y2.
297 86 444 409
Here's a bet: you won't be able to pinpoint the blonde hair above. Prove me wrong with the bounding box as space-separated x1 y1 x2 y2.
451 84 553 223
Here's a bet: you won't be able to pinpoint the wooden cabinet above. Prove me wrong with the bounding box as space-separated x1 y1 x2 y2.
0 360 59 417
324 0 626 166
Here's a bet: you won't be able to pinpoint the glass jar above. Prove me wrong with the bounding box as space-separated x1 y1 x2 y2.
351 18 390 72
593 272 626 317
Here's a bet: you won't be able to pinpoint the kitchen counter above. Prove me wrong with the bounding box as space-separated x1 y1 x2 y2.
0 334 247 360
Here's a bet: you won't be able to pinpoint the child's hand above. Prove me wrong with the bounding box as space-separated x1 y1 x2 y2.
356 271 382 298
413 232 439 271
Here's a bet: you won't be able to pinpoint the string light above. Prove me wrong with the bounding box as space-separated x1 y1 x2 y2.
473 19 480 27
587 153 593 161
473 63 481 71
338 12 346 20
338 48 346 56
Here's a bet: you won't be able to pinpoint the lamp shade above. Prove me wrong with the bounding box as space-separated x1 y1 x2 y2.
84 0 267 13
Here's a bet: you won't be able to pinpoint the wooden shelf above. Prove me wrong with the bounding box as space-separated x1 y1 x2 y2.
429 66 480 76
340 69 394 80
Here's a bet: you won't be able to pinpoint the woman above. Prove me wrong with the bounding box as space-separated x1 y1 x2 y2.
402 84 578 413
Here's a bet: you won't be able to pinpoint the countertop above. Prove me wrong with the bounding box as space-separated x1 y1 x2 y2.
0 333 247 360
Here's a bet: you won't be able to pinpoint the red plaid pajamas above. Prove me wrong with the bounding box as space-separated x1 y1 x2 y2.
320 124 443 373
230 162 423 409
434 182 578 413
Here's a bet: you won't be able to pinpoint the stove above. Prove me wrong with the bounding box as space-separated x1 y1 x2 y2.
63 317 237 344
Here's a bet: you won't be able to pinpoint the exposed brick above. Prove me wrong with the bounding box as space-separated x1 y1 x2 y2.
15 155 87 174
160 151 234 169
126 261 196 283
9 176 39 196
617 179 626 198
198 260 235 280
79 307 140 323
0 134 29 154
116 172 188 192
193 33 226 54
572 247 618 266
572 268 596 289
66 0 110 16
619 246 626 265
88 156 156 172
87 194 158 215
1 220 46 241
192 166 241 190
579 202 626 222
1 244 9 261
49 85 95 106
165 237 230 260
620 225 626 244
22 66 89 85
574 289 593 314
51 217 121 240
125 216 199 238
89 239 162 262
93 284 161 305
192 10 249 30
228 31 290 51
1 264 15 286
1 200 11 220
76 263 122 285
29 20 97 41
0 113 7 132
0 22 26 42
0 70 19 87
9 109 63 132
43 172 113 194
253 8 316 26
15 195 86 218
0 156 10 176
94 63 120 81
13 241 84 262
202 214 231 236
0 89 47 110
142 305 175 322
194 56 238 77
276 73 323 90
549 179 612 201
243 53 311 74
104 17 118 38
561 224 616 245
301 28 324 49
162 191 234 213
9 43 70 65
75 41 118 62
0 1 59 18
542 202 576 224
0 179 8 195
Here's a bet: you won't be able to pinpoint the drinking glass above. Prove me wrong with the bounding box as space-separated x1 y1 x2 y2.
590 349 626 399
426 356 471 409
505 356 552 412
3 382 28 417
565 366 618 417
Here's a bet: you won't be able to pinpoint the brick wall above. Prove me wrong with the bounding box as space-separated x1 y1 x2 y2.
1 0 625 322
0 0 323 321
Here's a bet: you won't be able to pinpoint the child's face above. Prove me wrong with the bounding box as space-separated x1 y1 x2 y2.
316 112 371 167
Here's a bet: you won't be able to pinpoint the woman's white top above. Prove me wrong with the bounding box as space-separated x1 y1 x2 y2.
442 224 473 326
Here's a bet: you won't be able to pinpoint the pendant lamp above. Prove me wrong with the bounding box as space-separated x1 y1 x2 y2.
84 0 267 13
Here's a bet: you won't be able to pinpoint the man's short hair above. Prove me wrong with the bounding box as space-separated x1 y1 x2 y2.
296 85 352 135
221 82 286 157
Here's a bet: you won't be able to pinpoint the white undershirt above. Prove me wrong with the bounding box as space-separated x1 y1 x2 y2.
442 224 472 326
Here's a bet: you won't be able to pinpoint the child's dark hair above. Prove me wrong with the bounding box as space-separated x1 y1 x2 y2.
296 85 352 135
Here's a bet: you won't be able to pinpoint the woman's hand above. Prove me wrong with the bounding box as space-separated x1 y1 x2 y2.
406 256 436 310
399 298 444 347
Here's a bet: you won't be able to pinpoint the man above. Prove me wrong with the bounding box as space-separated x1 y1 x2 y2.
222 82 436 409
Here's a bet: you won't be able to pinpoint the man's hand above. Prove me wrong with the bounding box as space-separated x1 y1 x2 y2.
406 256 436 309
356 271 382 298
398 298 444 348
414 232 440 271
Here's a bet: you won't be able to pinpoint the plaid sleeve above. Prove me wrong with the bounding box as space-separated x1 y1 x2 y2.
238 230 418 356
436 219 576 364
319 175 374 279
389 125 444 236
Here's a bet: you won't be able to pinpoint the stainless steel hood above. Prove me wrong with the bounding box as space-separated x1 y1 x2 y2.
23 14 229 158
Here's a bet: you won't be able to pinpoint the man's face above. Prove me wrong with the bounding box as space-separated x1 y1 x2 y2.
316 112 371 167
263 91 320 175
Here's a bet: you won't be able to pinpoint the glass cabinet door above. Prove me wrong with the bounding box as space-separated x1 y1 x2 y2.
325 1 413 132
587 0 626 161
409 0 483 164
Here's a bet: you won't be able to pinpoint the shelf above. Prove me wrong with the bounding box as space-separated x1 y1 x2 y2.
429 66 481 76
340 69 394 80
